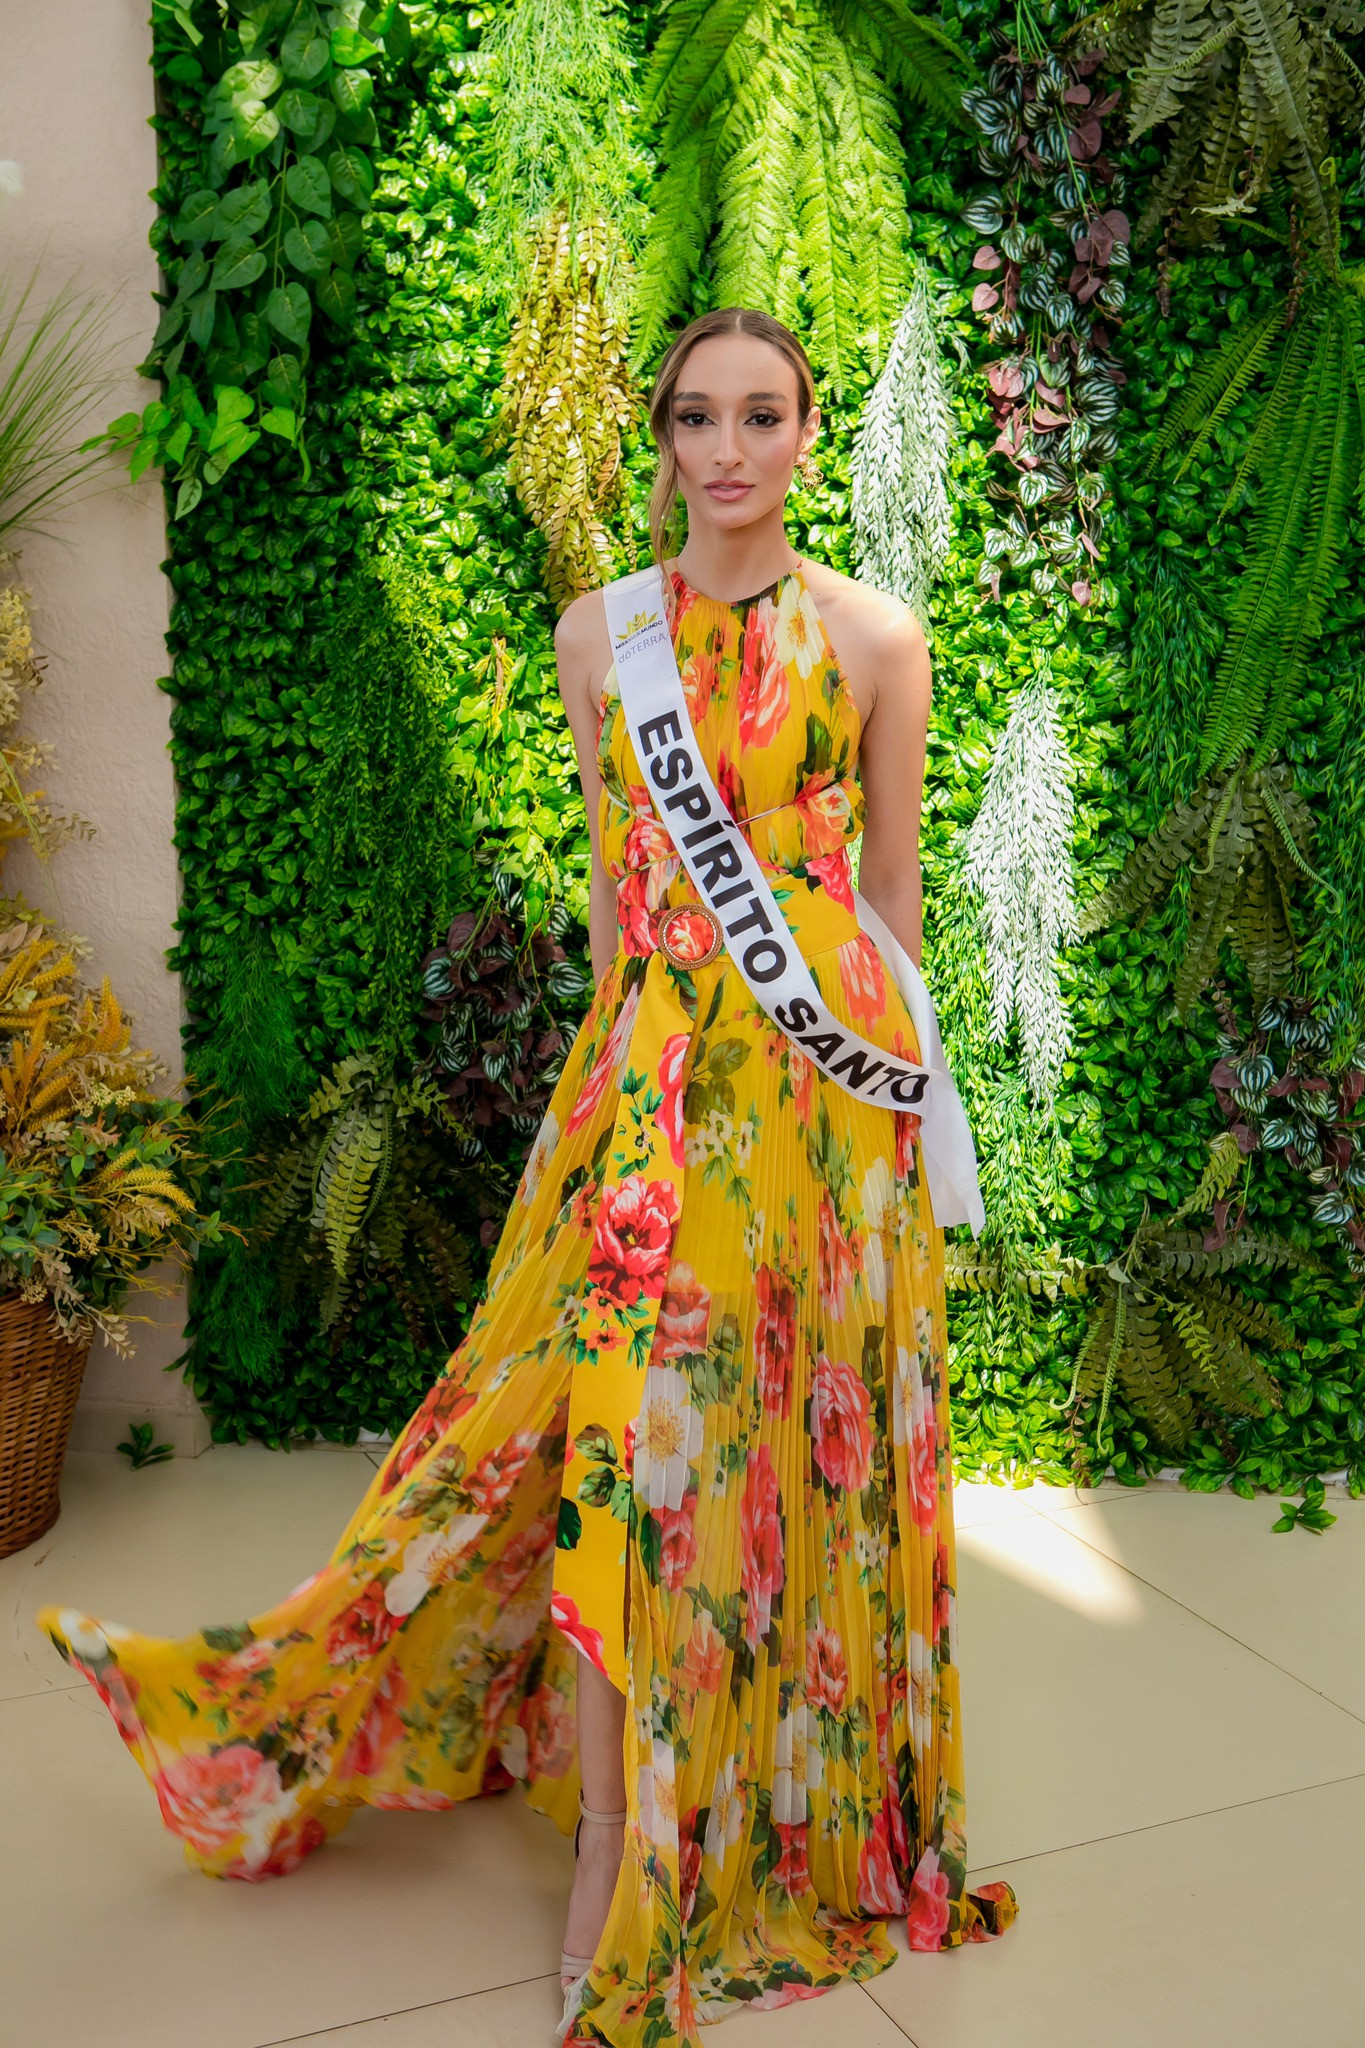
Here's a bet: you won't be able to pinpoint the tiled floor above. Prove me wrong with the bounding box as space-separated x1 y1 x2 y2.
4 1448 1362 2047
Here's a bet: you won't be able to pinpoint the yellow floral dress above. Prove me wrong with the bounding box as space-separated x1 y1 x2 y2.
41 568 1016 2044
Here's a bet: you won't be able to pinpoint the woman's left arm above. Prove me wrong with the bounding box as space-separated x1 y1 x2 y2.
855 608 933 967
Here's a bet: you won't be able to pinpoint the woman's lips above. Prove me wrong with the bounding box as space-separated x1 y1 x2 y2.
705 480 753 501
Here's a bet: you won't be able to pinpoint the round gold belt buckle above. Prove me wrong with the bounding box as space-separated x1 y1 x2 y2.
657 903 724 971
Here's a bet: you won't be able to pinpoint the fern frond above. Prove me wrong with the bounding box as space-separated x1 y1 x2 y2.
1079 780 1217 934
827 0 976 118
1227 0 1335 258
310 1100 389 1277
1128 0 1222 136
1172 1127 1245 1221
1151 306 1281 467
1176 793 1252 1013
634 128 719 369
644 0 771 139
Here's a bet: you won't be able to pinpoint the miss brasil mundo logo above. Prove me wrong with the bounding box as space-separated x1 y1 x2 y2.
617 607 661 644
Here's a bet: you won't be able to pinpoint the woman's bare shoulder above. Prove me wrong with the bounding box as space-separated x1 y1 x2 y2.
801 560 923 652
554 587 613 710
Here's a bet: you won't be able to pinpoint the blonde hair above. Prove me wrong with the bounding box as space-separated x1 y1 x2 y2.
647 308 816 572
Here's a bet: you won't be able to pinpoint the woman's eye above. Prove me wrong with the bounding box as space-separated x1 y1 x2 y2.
748 410 780 428
676 410 710 428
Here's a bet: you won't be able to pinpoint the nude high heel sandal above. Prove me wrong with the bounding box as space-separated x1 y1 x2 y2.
557 1795 628 2043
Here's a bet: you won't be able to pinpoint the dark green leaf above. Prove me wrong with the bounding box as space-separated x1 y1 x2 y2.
277 87 322 134
265 283 312 345
332 67 374 117
326 212 364 270
284 221 330 276
555 1497 582 1551
315 268 357 326
231 102 281 158
328 145 374 208
174 189 220 243
211 240 267 291
263 352 304 408
219 59 282 101
188 290 218 349
330 26 378 64
280 24 330 81
211 180 271 243
285 155 332 217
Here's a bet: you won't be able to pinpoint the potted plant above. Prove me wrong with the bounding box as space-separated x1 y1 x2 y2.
0 256 223 1552
0 577 224 1554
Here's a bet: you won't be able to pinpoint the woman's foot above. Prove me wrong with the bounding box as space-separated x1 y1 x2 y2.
560 1806 626 1994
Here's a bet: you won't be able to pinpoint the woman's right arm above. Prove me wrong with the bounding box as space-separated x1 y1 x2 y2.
555 591 618 986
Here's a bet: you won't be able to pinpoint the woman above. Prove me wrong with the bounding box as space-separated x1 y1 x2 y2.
40 308 1016 2045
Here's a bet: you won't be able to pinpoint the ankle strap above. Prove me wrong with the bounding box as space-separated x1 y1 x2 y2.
578 1794 628 1825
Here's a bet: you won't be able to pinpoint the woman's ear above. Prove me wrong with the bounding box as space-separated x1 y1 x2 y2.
799 406 823 460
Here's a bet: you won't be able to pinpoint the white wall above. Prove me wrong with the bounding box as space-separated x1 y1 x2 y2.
0 0 208 1452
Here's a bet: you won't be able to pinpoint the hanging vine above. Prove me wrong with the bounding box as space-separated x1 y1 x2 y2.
477 0 647 608
962 658 1079 1107
963 31 1129 604
116 1 411 512
850 272 957 617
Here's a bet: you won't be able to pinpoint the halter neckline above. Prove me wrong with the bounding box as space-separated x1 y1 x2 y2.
671 562 803 612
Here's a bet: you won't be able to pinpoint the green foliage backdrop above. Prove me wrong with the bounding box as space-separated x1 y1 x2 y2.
145 0 1365 1499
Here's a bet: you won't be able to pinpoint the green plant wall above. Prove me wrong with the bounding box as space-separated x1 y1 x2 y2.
149 0 1365 1497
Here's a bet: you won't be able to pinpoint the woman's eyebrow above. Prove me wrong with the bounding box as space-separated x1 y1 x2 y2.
671 390 789 403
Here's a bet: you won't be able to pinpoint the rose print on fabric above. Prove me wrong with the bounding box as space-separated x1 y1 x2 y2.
811 1353 874 1493
588 1174 680 1306
740 1444 785 1649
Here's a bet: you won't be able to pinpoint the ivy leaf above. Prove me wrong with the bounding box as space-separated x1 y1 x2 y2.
211 179 270 242
188 289 218 349
265 283 312 344
260 406 297 441
315 268 357 327
277 87 322 134
284 221 330 276
281 24 330 82
173 248 211 302
231 102 281 158
174 190 220 243
263 352 304 408
285 156 332 218
328 145 374 208
326 213 364 270
173 474 203 519
213 386 255 429
330 26 378 64
211 239 267 291
332 67 374 118
151 301 188 352
219 59 282 101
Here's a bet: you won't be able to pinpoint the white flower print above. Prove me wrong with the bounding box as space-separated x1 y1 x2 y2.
383 1515 488 1617
638 1735 679 1849
703 1756 745 1861
770 1703 823 1825
772 576 824 681
633 1365 705 1511
519 1109 559 1207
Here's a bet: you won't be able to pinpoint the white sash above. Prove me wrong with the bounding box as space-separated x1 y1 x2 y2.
603 565 985 1235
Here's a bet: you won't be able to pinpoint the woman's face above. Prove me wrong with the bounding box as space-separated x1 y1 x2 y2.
669 333 820 538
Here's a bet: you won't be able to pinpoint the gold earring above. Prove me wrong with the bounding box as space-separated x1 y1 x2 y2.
796 448 823 489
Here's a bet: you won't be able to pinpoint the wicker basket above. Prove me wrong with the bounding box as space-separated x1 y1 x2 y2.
0 1293 92 1558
